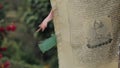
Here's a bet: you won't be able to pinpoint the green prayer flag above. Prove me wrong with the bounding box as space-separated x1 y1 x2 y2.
38 34 57 53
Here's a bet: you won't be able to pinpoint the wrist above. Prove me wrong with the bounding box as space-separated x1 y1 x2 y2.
43 20 48 24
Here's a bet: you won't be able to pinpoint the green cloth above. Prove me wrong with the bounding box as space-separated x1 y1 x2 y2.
38 34 57 53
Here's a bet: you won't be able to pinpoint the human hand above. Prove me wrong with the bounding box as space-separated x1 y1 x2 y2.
36 20 48 32
36 9 53 32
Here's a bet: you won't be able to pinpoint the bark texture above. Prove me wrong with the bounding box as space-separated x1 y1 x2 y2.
50 0 120 68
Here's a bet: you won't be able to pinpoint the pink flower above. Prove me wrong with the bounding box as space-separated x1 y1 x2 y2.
0 53 3 59
4 61 10 68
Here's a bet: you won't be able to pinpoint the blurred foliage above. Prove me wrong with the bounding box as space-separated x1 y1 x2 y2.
22 0 54 39
0 0 58 68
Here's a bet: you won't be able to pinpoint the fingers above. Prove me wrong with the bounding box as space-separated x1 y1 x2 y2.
41 26 46 32
37 22 47 32
41 28 44 32
36 26 46 32
36 28 41 32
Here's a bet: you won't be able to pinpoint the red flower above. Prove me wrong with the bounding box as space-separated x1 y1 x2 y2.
4 61 10 68
0 53 3 59
0 47 7 51
6 23 16 32
6 26 11 31
0 27 5 32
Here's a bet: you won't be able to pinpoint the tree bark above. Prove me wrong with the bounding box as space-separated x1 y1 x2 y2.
50 0 119 68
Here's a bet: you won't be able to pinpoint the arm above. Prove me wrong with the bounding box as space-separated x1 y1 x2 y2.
43 9 54 23
37 9 54 32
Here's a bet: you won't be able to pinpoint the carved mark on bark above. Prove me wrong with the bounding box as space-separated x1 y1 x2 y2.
87 20 113 48
87 38 112 48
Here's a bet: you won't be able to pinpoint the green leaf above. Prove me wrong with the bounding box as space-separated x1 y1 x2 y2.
22 11 33 22
38 34 57 53
26 16 38 24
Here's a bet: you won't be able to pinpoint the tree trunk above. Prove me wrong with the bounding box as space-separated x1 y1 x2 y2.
50 0 119 68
